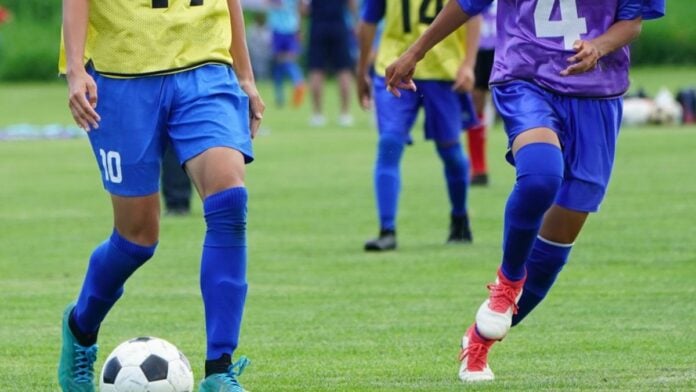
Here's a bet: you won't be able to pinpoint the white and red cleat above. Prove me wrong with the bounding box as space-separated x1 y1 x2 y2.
458 325 495 382
475 269 525 340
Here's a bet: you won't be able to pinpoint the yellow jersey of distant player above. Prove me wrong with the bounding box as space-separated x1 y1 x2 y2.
59 0 233 77
375 0 467 81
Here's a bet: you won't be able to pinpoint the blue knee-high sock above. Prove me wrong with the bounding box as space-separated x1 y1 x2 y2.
501 143 563 281
374 134 405 231
201 187 248 360
272 61 285 106
436 143 469 217
512 237 572 325
73 229 156 336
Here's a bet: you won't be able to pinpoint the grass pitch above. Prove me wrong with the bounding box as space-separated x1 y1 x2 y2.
0 69 695 391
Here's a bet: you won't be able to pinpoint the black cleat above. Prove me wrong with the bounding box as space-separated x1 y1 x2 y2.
470 173 489 186
364 230 397 251
447 214 472 244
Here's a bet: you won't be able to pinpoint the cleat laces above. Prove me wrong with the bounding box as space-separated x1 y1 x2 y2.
219 356 251 387
73 344 98 383
459 342 489 372
487 281 520 314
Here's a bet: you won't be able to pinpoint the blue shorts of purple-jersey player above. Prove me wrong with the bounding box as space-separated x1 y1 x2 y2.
493 80 622 212
86 63 253 196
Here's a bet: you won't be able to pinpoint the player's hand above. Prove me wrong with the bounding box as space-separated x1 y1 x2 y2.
357 70 373 110
561 40 601 76
452 64 475 92
66 68 100 131
385 53 417 97
241 82 265 139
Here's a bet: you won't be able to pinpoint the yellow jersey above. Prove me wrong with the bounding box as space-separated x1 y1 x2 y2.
59 0 233 77
375 0 467 81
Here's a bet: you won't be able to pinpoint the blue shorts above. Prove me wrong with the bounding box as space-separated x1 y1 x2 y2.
492 80 623 212
372 76 476 144
87 64 253 197
272 31 300 55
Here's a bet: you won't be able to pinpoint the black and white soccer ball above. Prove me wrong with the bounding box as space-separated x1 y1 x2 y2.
100 336 194 392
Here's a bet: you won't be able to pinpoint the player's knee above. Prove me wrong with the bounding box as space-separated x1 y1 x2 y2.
377 134 405 166
436 142 467 171
203 187 248 247
514 143 564 209
109 229 157 265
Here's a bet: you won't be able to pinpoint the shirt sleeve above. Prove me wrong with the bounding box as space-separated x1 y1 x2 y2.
361 0 385 24
617 0 665 20
456 0 494 17
641 0 665 20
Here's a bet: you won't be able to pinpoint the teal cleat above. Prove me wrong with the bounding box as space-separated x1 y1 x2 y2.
199 356 251 392
57 303 98 392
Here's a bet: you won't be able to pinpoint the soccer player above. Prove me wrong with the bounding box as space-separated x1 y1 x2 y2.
385 0 664 381
303 0 357 127
57 0 264 391
357 0 481 251
268 0 306 108
465 0 496 186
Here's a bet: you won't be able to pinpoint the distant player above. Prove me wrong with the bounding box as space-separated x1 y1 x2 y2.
386 0 664 381
465 0 496 186
357 0 481 251
303 0 357 127
268 0 306 108
58 0 264 391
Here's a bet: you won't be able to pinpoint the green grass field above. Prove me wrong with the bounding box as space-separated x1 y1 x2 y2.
1 68 695 391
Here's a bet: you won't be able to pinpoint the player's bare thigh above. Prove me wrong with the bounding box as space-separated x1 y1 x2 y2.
185 146 246 199
511 127 560 155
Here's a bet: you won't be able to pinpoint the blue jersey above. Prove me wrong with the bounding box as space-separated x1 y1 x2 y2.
268 0 300 34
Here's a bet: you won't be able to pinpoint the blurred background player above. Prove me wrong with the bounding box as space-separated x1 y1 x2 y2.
57 0 265 390
161 144 192 216
465 0 496 186
386 0 664 382
357 0 481 251
268 0 305 108
302 0 357 127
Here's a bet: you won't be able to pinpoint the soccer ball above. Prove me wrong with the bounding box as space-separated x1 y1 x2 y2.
100 336 194 392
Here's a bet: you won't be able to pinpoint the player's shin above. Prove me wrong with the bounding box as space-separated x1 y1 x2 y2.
200 187 248 364
512 236 573 326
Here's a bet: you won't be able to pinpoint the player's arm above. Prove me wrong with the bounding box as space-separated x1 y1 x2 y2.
356 0 384 109
227 0 265 138
561 18 642 76
62 0 100 130
452 14 481 92
385 0 481 96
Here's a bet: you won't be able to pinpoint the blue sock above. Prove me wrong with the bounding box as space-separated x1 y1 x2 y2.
201 187 248 360
512 237 573 326
374 134 405 231
73 229 156 336
436 143 469 217
272 61 285 106
500 143 563 281
286 61 304 85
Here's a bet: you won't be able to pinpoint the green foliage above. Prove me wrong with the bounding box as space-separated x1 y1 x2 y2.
0 1 61 81
631 1 696 65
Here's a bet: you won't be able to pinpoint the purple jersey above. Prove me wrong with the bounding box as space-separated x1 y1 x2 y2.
478 0 497 50
457 0 661 97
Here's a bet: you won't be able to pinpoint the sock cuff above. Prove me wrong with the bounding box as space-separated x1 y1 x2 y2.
537 235 574 248
204 187 248 215
110 229 157 261
514 142 564 178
